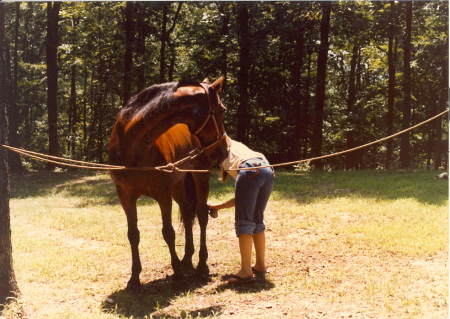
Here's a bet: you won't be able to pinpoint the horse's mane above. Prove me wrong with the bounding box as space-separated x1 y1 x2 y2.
120 80 203 121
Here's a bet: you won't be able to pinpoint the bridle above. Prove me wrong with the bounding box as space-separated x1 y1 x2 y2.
189 83 228 157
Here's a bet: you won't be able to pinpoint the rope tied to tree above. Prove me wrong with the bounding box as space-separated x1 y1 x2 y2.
2 109 448 173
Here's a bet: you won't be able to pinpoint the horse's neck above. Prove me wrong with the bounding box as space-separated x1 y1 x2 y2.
109 103 195 165
127 103 194 144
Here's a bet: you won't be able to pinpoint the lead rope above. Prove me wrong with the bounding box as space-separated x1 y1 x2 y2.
2 109 448 173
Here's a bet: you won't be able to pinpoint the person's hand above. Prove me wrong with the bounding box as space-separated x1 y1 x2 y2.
207 203 219 218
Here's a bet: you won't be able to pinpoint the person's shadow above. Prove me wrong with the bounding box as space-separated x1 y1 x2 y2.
215 274 275 294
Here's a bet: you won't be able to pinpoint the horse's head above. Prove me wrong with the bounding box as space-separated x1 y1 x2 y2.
172 76 229 164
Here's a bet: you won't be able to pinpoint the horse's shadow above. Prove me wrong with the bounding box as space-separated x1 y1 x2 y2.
102 274 222 318
102 273 275 318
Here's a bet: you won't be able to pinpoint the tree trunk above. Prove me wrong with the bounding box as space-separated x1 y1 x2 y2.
123 1 134 106
46 2 61 170
434 37 449 170
310 1 331 168
385 1 396 169
8 2 22 173
82 66 88 154
345 45 359 170
218 3 230 91
303 50 312 159
135 2 147 93
400 1 412 169
236 2 250 144
69 64 77 155
165 3 182 82
159 4 168 83
0 3 21 309
291 19 306 161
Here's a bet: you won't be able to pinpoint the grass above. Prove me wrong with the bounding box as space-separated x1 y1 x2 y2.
3 169 448 318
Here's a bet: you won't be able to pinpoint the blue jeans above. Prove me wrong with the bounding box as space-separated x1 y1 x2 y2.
235 158 274 237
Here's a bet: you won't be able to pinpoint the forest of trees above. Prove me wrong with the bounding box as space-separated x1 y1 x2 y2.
2 1 448 172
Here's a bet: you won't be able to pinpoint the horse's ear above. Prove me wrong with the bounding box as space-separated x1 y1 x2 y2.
211 76 225 93
172 86 204 99
202 77 210 84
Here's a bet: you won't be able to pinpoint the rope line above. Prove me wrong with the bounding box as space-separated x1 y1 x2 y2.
2 109 448 173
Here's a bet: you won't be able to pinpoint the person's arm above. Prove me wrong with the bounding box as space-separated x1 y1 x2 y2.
209 198 235 211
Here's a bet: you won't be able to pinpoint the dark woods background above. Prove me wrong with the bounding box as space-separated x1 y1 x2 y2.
2 1 448 172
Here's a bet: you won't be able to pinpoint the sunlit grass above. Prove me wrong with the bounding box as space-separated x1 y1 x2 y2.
6 169 448 318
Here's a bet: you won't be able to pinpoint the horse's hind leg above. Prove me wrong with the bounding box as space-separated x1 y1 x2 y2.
157 193 184 279
116 186 142 291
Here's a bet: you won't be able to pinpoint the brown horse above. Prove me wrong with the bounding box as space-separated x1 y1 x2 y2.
108 77 228 290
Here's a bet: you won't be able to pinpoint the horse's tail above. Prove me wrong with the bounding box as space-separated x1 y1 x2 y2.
180 172 197 226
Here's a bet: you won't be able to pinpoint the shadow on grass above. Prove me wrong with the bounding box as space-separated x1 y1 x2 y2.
265 169 449 206
102 274 275 318
10 170 103 198
215 276 275 294
102 275 224 318
11 169 448 207
9 170 159 206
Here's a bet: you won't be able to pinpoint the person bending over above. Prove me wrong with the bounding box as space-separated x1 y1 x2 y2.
209 136 274 284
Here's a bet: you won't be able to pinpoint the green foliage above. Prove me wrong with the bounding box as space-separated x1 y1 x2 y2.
4 1 448 170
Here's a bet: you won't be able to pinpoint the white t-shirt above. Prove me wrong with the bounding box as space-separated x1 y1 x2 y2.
221 136 266 179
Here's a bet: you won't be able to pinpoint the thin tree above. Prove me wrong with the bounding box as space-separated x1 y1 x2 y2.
310 1 331 168
289 2 307 161
46 2 61 170
123 1 135 106
434 37 449 170
0 3 21 310
345 45 359 170
236 2 250 144
400 1 412 169
159 2 182 83
385 1 396 169
8 2 23 173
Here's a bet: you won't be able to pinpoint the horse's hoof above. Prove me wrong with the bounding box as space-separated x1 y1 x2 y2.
172 271 188 281
195 266 210 282
126 280 142 292
196 272 211 282
180 260 195 273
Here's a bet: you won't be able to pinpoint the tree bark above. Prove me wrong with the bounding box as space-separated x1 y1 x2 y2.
400 1 412 169
310 1 331 168
0 3 21 309
46 2 61 170
236 2 250 144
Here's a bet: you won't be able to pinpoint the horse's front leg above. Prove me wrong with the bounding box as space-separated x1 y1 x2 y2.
193 172 211 279
158 195 183 279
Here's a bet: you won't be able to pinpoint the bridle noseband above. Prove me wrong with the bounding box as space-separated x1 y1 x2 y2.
190 83 227 157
